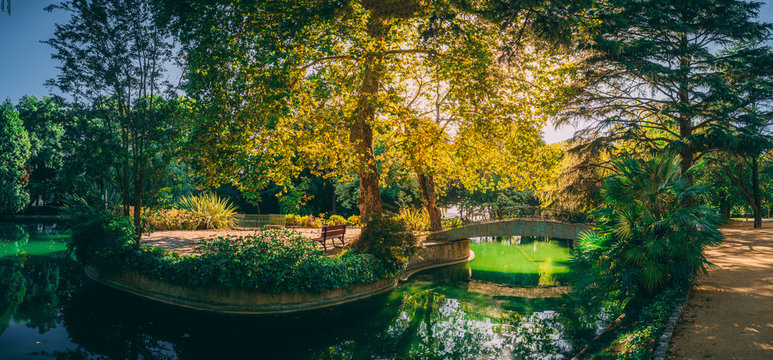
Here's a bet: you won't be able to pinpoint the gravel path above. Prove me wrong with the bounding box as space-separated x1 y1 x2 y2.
667 221 773 359
141 227 361 255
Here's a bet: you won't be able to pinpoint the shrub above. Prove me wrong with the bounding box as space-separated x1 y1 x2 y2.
284 214 321 227
351 215 419 275
123 229 390 292
441 218 463 229
70 215 136 265
176 192 238 229
327 214 347 226
397 207 430 231
590 284 688 359
574 155 722 297
285 214 302 226
144 209 199 231
347 215 362 227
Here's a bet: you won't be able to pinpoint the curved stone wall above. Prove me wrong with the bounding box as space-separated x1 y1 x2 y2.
401 238 473 281
85 266 398 315
86 219 585 315
84 238 473 315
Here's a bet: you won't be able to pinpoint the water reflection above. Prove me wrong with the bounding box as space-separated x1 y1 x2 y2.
0 222 69 258
318 289 573 359
0 224 612 360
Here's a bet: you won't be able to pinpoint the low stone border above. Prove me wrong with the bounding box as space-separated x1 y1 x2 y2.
652 298 687 360
86 265 400 314
86 238 474 315
400 250 475 281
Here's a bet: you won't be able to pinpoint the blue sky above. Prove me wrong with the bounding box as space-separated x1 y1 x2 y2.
1 0 772 143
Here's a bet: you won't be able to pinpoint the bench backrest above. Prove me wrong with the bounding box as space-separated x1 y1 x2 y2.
322 224 346 238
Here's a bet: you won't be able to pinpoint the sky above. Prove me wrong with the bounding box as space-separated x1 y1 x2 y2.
1 0 773 144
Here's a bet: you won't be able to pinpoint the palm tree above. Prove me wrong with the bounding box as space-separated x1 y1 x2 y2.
575 155 722 297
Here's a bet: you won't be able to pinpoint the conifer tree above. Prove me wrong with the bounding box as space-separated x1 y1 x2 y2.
560 0 772 176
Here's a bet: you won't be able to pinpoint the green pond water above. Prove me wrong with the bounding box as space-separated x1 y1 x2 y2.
0 222 613 359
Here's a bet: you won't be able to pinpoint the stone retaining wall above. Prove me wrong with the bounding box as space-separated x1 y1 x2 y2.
85 265 398 315
85 237 473 315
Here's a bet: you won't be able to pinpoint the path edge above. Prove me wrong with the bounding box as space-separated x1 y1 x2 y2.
653 291 689 359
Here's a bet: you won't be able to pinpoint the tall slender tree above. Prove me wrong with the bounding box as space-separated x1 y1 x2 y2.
45 0 177 239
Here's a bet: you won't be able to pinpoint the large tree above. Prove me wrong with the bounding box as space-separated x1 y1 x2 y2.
559 0 772 177
169 0 583 220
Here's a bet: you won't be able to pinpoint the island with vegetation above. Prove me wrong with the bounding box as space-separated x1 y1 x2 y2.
2 0 773 359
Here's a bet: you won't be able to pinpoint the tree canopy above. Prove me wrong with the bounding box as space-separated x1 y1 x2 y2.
0 101 31 214
171 0 580 219
559 0 773 175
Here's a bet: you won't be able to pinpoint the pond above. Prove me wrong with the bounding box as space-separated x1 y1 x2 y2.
0 222 612 360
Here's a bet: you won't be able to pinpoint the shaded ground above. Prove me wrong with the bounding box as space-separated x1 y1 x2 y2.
142 227 361 255
668 221 773 359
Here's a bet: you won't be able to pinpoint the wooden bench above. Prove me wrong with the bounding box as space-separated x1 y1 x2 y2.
314 224 346 251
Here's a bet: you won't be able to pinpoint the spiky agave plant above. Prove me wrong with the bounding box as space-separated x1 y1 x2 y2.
574 155 722 297
177 193 238 229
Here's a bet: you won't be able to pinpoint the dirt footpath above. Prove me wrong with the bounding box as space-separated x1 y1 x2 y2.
142 227 361 255
668 221 773 359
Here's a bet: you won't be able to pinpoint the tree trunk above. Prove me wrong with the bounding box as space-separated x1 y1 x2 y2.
417 172 442 231
677 34 694 181
752 156 762 228
331 186 337 215
121 127 131 216
350 15 388 220
720 196 731 221
133 161 146 247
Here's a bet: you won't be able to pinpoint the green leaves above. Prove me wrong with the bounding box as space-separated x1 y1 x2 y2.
0 101 31 214
575 154 722 297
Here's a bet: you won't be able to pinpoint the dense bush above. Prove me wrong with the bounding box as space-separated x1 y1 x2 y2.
346 215 362 227
351 215 419 275
125 230 392 292
588 284 688 360
326 214 347 226
70 219 406 292
144 208 201 231
69 215 136 265
0 101 31 214
574 155 722 298
283 213 363 228
441 218 463 229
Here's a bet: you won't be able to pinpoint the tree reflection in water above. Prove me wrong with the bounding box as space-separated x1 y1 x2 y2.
0 225 615 360
318 289 573 359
